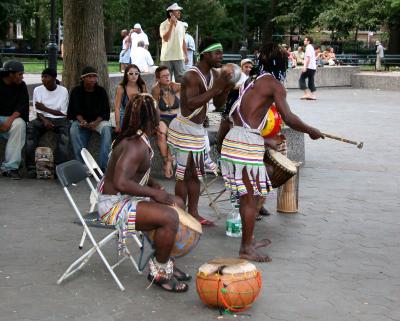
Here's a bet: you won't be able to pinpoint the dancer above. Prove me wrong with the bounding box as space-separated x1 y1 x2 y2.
98 94 189 292
167 37 232 225
220 43 324 262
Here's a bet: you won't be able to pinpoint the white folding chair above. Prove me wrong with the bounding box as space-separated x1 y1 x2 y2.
79 148 144 270
56 160 147 291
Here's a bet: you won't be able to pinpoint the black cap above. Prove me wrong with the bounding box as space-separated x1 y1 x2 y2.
1 61 24 73
80 66 98 78
42 67 57 78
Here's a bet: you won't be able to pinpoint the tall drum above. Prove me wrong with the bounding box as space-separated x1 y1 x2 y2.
277 162 301 213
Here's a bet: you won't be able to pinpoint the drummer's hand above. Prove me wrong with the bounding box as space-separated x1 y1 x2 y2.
308 127 324 140
153 190 175 205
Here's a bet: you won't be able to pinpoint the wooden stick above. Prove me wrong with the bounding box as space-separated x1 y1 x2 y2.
322 132 364 149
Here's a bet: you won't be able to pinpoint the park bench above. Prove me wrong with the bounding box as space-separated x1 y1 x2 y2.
383 54 400 69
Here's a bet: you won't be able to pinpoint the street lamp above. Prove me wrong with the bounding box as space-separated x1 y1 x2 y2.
239 0 248 59
47 0 58 70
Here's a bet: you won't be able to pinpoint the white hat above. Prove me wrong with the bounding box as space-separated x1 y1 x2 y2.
134 23 141 29
182 22 188 28
376 40 381 45
166 3 183 11
240 58 253 67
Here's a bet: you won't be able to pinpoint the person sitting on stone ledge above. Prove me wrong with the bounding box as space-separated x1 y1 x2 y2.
68 66 112 172
151 65 181 178
0 61 29 180
25 68 70 178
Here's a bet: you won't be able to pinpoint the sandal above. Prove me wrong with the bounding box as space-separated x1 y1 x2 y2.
147 274 189 293
199 218 216 227
173 265 192 281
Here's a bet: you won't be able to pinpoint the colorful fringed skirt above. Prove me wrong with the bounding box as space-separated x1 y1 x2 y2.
167 114 217 180
220 126 272 198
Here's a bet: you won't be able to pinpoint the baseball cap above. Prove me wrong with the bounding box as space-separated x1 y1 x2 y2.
134 23 141 29
167 3 183 11
1 60 24 73
240 58 253 68
80 66 98 78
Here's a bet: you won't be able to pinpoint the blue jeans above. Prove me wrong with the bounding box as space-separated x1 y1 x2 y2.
70 120 112 170
0 116 26 171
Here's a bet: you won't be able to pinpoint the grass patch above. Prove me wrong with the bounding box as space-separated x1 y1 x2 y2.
2 57 120 73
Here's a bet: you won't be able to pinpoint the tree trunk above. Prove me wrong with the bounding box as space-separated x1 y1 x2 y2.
263 0 276 43
388 20 400 54
62 0 110 95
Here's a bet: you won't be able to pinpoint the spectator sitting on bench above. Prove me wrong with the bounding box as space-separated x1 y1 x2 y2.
0 61 29 180
292 46 305 65
68 66 112 172
25 68 70 178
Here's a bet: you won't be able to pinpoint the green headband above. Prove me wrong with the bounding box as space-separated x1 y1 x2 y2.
200 43 223 55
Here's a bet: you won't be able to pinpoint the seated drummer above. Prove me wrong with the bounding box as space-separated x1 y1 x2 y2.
151 66 181 178
97 93 190 293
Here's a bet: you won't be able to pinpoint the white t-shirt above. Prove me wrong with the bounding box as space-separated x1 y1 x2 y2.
160 19 185 61
305 44 316 70
130 47 154 73
130 32 149 48
32 84 69 119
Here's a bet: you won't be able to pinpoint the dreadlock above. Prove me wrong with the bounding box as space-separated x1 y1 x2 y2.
250 42 288 82
113 93 159 149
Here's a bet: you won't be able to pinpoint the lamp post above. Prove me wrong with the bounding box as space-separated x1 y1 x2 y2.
239 0 248 59
47 0 58 70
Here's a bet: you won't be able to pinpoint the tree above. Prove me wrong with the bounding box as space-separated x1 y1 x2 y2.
62 0 110 94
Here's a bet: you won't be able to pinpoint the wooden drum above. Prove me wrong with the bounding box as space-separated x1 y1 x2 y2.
148 206 202 258
277 163 301 213
196 258 262 312
264 148 297 188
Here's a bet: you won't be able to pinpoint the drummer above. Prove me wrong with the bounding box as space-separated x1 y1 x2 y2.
220 42 324 262
97 93 190 292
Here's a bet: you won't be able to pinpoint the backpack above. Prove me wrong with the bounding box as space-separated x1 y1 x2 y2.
35 147 55 179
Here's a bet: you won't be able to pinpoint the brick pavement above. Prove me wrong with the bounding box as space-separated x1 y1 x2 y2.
0 88 399 321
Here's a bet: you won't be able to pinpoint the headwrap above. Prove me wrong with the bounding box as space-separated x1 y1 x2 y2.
199 43 223 55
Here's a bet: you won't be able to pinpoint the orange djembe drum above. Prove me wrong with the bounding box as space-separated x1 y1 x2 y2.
148 206 202 257
196 258 262 312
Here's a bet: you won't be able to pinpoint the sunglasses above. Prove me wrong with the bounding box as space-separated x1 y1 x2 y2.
128 72 140 76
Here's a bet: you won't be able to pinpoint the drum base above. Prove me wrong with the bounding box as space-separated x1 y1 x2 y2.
276 163 300 214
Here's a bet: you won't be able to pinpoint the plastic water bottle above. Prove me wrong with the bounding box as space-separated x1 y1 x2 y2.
226 203 242 237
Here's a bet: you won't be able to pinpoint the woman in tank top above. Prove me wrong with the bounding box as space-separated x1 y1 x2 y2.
114 64 147 133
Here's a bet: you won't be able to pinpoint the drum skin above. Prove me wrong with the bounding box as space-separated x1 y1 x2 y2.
196 258 262 312
148 206 202 258
261 105 282 138
264 149 296 188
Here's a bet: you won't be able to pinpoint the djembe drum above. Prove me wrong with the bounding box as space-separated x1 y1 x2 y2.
196 258 262 312
35 147 54 179
264 148 297 188
147 206 202 257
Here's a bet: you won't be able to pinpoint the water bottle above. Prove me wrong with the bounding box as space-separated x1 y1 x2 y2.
226 203 242 237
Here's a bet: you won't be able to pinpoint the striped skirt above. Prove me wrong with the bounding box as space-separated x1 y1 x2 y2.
167 114 217 180
220 126 272 198
97 194 145 253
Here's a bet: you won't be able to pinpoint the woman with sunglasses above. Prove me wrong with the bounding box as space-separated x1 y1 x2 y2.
114 64 147 133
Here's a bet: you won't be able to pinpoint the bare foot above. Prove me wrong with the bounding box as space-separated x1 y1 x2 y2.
253 238 271 249
239 246 272 262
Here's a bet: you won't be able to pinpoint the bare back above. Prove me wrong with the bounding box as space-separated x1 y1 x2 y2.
231 75 288 129
102 136 151 195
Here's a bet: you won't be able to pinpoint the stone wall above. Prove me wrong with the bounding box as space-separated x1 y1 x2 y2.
351 72 400 91
285 66 360 89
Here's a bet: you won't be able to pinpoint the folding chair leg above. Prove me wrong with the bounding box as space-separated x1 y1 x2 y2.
57 229 126 291
78 230 87 249
201 180 222 219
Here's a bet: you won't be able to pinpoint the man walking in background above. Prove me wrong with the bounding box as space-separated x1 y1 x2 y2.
375 41 385 71
299 37 317 100
160 3 188 82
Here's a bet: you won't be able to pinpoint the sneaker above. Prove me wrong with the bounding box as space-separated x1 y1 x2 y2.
27 170 37 179
2 169 22 180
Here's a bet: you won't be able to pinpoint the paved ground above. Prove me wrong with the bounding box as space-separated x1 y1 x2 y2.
1 88 399 321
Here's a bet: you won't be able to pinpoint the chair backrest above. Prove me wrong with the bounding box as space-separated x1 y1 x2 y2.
56 160 90 187
80 148 104 182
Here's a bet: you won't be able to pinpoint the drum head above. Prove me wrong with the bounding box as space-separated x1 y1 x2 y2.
268 149 297 173
198 258 257 276
172 206 203 234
